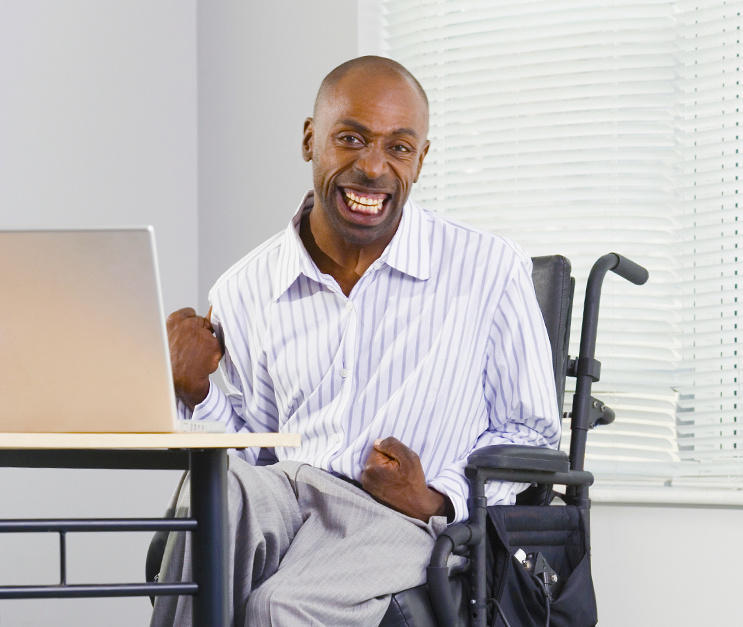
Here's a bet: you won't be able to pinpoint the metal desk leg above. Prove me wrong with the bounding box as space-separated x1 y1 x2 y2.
190 449 229 627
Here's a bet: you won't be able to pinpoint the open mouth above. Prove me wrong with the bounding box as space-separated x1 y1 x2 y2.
340 187 389 216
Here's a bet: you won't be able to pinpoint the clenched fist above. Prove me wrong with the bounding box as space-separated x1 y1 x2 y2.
361 437 454 522
167 307 223 410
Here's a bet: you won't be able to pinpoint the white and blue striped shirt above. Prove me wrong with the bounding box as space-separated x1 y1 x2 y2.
183 191 560 522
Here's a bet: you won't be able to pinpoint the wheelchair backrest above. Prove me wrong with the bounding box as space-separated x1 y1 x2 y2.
530 256 575 417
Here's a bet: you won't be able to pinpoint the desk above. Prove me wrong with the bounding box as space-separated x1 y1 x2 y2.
0 432 300 627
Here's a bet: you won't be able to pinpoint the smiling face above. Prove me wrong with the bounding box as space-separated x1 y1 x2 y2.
302 65 430 256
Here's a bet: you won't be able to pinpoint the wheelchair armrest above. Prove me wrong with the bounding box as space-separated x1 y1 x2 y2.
468 444 569 473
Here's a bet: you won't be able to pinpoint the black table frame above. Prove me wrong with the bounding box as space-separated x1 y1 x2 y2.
0 448 229 627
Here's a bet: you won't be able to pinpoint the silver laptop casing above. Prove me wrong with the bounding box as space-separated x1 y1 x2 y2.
0 228 178 432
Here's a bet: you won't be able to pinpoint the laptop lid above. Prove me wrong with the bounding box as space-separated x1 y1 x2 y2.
0 228 178 433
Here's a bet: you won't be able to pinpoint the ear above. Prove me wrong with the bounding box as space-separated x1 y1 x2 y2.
302 117 314 162
413 140 430 183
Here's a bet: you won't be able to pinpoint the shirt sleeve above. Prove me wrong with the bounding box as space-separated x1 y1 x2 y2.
179 300 281 465
427 257 561 523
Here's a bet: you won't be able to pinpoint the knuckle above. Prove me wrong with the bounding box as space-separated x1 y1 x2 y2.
167 307 196 328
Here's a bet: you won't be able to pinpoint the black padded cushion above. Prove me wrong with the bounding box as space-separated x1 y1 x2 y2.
380 577 468 627
468 443 570 473
531 256 574 417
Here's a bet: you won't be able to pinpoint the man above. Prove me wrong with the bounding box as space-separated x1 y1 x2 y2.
153 56 559 627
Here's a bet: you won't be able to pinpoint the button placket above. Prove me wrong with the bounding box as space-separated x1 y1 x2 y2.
340 295 357 383
331 295 357 449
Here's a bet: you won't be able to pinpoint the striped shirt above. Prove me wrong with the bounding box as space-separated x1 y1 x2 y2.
182 191 560 522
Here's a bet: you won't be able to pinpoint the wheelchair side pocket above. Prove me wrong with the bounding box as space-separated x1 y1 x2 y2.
486 505 598 627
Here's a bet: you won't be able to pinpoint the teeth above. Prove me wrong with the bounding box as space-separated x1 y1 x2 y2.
344 189 385 214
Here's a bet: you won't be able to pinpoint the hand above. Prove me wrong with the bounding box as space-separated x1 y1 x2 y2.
361 437 454 522
167 307 223 410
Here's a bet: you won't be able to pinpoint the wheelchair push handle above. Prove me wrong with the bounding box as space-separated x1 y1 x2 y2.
581 253 649 361
569 252 649 477
609 253 648 286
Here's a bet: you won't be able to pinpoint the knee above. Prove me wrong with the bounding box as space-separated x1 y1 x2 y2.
245 580 275 624
246 579 306 625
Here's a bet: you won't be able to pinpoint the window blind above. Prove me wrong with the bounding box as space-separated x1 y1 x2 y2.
380 0 743 501
674 0 743 491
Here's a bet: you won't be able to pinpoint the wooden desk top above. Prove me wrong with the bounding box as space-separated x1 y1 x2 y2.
0 432 300 450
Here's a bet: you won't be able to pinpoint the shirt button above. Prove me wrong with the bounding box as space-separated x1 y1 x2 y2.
346 301 354 312
340 368 350 378
330 434 340 445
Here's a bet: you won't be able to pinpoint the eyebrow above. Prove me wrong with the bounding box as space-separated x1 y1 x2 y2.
337 118 420 140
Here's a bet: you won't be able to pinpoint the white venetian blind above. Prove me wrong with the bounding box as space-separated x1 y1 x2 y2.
675 0 743 490
380 0 743 501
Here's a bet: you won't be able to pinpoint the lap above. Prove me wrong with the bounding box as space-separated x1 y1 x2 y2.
153 458 450 627
244 462 448 625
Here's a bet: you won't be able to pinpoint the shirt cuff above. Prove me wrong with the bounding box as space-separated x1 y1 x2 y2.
428 475 469 524
176 396 192 421
176 381 225 421
429 474 528 523
191 381 225 421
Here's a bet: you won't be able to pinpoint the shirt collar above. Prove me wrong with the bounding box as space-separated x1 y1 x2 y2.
272 191 317 301
272 190 431 301
382 197 431 281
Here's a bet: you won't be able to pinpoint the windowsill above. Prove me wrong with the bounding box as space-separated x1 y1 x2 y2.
591 486 743 508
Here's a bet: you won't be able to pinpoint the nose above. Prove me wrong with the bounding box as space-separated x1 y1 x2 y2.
355 143 388 181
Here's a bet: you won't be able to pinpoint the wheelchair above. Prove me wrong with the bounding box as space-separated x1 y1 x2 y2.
147 252 648 627
378 253 648 627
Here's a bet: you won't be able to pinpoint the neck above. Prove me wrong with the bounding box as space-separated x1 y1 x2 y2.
299 208 394 297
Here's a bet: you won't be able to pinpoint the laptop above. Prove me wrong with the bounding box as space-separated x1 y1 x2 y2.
0 227 180 433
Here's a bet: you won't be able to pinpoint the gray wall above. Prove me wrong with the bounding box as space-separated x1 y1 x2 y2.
0 0 199 313
198 0 358 312
0 1 357 626
591 504 742 626
0 2 197 625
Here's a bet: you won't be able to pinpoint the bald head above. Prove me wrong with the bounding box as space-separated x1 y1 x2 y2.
313 56 428 119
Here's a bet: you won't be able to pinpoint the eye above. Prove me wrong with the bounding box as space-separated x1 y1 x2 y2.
340 134 363 146
391 143 412 153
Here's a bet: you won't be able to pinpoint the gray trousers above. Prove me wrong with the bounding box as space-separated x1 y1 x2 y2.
150 458 453 627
